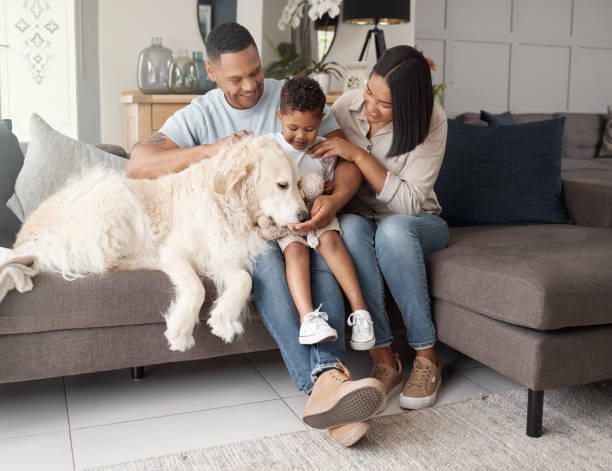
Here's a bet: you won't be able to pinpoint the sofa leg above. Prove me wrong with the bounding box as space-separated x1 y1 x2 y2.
131 366 145 380
526 389 544 437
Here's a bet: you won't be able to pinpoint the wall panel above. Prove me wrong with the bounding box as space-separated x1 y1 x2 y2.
416 0 612 117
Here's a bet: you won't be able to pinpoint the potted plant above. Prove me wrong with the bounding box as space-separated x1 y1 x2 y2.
307 58 344 94
264 38 309 79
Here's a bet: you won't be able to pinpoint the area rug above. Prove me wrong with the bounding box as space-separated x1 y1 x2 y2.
87 382 611 470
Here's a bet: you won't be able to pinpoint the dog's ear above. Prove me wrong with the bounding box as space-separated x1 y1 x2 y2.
214 159 254 195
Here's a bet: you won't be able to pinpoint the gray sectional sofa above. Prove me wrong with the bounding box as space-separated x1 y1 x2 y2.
1 112 611 438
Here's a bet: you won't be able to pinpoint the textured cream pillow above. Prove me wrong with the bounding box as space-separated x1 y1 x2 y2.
6 114 127 222
599 105 612 157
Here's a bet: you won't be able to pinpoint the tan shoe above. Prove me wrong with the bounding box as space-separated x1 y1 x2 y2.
399 356 442 410
329 419 373 447
370 353 403 397
302 361 385 429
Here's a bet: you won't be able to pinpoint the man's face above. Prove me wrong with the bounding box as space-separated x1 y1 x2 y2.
205 45 264 110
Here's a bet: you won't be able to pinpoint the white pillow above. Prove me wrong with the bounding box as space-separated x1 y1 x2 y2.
6 114 128 222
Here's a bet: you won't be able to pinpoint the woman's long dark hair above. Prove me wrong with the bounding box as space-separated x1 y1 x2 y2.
372 45 433 157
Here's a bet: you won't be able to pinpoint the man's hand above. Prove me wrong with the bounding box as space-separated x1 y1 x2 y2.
207 130 252 156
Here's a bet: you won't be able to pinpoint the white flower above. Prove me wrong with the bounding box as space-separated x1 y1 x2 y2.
290 14 302 28
307 4 323 21
279 0 341 29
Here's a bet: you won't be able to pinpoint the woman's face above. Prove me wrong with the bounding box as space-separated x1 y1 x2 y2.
363 73 393 127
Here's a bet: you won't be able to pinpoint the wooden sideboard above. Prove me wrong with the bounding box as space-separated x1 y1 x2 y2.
120 90 343 152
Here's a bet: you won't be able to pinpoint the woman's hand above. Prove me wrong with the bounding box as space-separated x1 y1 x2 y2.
323 178 335 195
289 194 341 232
308 137 368 164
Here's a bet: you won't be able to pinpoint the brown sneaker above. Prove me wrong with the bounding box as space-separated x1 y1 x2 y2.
302 361 385 429
329 419 373 447
400 356 442 410
370 353 403 397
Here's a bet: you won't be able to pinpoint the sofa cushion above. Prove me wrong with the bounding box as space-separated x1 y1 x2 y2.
427 225 612 331
435 118 571 226
0 120 24 248
599 105 612 157
553 112 606 160
562 158 612 181
6 114 127 222
480 110 516 126
0 270 214 335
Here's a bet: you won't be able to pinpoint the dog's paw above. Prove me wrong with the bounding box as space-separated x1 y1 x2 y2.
207 316 243 343
164 327 196 352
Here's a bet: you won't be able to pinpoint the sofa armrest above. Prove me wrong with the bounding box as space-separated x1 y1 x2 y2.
562 176 612 228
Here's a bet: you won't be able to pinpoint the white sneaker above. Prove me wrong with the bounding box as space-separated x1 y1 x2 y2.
347 310 375 350
299 306 338 345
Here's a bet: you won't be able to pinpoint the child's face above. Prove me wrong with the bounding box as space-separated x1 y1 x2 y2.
276 109 324 151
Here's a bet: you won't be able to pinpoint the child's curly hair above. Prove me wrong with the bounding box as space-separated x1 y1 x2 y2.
280 76 326 115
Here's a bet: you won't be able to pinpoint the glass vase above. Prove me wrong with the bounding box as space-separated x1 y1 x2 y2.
169 50 199 94
192 51 216 94
137 37 173 94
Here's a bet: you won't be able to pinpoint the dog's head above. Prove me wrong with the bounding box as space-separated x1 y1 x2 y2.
252 137 309 226
213 136 308 226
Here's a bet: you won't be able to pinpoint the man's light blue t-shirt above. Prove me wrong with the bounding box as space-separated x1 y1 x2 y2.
159 78 340 148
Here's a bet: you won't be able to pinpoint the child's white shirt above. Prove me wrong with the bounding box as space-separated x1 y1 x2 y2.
265 132 338 180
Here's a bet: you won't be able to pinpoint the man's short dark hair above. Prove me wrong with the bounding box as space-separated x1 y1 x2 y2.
280 76 326 115
206 22 257 62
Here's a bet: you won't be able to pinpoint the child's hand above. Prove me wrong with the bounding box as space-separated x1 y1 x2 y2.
323 178 334 195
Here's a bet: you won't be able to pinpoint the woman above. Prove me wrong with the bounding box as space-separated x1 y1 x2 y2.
309 45 449 411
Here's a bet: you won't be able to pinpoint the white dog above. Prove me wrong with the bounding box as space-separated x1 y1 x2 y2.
11 136 307 351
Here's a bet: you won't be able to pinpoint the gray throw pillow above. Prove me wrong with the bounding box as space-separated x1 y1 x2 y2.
599 105 612 157
6 113 128 222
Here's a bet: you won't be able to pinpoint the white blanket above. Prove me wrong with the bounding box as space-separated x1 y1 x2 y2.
0 247 40 303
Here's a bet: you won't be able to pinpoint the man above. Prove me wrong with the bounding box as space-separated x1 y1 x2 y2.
128 22 384 447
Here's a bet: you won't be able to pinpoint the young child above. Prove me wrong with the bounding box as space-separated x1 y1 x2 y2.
265 76 375 350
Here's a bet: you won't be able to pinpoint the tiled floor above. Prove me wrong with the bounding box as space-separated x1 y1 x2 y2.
0 343 521 470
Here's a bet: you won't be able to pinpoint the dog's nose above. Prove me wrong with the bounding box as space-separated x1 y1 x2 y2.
297 210 309 222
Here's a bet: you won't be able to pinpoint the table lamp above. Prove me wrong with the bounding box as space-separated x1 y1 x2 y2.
343 0 411 60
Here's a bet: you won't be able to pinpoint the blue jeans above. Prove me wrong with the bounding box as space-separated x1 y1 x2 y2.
252 241 346 394
338 212 449 350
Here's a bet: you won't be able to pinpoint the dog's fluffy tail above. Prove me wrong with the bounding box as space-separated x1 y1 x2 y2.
0 246 40 303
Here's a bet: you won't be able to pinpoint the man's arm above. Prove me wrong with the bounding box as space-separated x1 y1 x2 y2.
126 131 249 179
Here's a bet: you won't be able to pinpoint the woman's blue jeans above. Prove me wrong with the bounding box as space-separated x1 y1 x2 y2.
338 212 449 350
252 242 346 394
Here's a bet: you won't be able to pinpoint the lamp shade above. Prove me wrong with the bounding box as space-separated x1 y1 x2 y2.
343 0 411 25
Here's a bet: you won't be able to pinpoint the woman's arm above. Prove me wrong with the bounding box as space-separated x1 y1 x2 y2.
291 159 361 232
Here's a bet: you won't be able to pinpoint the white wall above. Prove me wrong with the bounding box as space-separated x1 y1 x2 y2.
415 0 612 117
237 0 291 69
76 0 100 144
99 0 205 146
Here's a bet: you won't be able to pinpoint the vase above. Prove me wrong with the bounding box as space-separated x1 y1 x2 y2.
137 37 174 94
169 50 199 94
343 61 368 92
310 72 331 95
192 51 216 94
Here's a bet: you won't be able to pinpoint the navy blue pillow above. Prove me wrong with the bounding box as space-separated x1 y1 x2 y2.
434 118 571 226
480 110 517 126
0 120 24 247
